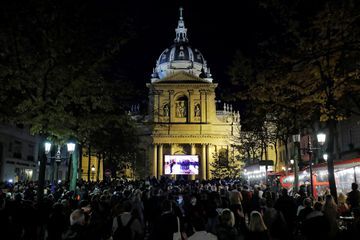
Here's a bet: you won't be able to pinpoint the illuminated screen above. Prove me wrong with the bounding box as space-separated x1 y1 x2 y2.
164 155 199 175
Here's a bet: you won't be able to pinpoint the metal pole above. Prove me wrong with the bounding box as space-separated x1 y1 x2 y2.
37 146 47 202
354 167 357 184
309 151 314 198
293 142 299 193
67 154 72 183
308 136 314 198
55 161 60 182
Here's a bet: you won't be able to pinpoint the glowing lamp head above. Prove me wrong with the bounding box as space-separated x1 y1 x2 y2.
323 153 328 161
67 142 75 153
44 142 52 154
317 133 326 146
292 134 301 143
290 159 294 165
91 165 96 172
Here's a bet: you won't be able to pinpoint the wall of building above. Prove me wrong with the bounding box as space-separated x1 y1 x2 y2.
0 124 39 182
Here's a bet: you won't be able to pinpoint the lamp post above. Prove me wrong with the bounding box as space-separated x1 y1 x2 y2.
66 142 75 183
91 165 95 181
293 132 326 197
292 134 301 193
44 142 76 184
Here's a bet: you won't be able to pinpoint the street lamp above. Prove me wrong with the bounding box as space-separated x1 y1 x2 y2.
45 142 52 154
323 153 328 161
91 165 96 181
293 132 327 198
66 142 75 183
292 134 301 193
44 142 76 184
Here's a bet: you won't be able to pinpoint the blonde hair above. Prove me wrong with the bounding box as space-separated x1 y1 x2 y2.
221 208 235 227
338 193 347 204
323 194 337 210
229 190 243 205
249 211 267 232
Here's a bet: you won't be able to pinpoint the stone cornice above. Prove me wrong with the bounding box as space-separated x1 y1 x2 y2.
151 134 230 139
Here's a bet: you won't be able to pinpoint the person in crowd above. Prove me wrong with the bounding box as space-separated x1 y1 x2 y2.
150 199 179 240
188 216 217 240
263 198 289 240
247 211 270 240
215 208 239 240
47 203 67 240
62 209 90 240
347 182 360 211
346 207 360 239
301 202 329 240
229 190 246 232
113 200 143 240
337 192 349 216
240 185 252 220
274 188 297 234
322 195 339 239
297 198 313 224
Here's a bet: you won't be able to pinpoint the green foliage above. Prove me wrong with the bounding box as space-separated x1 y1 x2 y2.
211 149 244 179
229 0 360 142
0 0 136 145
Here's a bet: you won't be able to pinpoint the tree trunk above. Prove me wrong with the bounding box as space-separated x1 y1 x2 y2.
284 137 289 174
327 119 338 202
274 141 278 171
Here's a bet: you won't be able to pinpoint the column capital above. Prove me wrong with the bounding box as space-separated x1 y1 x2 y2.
169 90 175 95
188 89 194 94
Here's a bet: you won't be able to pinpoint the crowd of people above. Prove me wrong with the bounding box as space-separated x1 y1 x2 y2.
0 177 359 240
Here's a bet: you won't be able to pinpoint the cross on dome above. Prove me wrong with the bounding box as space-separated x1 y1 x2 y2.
175 7 188 43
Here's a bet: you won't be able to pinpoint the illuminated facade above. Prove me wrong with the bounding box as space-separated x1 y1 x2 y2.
79 149 103 181
136 8 241 180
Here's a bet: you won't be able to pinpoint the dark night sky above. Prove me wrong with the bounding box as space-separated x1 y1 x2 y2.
110 0 264 99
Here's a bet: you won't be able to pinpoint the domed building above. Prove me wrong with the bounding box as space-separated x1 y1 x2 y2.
135 8 241 179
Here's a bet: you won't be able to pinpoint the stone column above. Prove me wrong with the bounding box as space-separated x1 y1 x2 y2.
200 90 207 123
191 144 196 180
158 144 163 178
201 144 207 180
188 90 193 123
170 144 175 155
206 144 211 179
170 144 175 180
169 90 175 122
152 144 158 178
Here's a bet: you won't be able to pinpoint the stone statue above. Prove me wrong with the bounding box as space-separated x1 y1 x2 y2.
176 101 186 117
194 104 201 117
163 104 169 117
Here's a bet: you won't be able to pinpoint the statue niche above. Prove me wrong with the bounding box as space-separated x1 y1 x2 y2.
175 96 187 118
163 103 169 117
194 103 201 117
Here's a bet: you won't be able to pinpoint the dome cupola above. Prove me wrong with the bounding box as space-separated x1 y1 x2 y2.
152 7 213 82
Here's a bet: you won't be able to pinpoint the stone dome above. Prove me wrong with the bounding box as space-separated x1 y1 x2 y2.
151 7 212 82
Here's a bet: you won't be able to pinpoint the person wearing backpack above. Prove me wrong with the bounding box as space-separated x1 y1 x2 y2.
112 201 143 240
